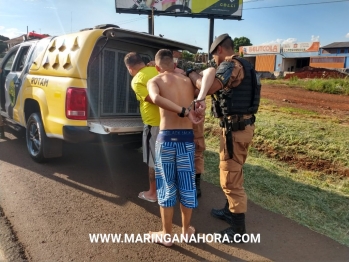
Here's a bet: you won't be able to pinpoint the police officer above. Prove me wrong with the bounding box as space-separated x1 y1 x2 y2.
186 34 261 242
193 121 205 198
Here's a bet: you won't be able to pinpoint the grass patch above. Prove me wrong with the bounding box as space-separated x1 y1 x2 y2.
278 106 318 115
262 78 349 95
202 97 349 246
204 149 349 246
255 101 349 170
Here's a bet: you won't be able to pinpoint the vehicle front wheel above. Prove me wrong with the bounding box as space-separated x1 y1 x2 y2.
26 113 47 163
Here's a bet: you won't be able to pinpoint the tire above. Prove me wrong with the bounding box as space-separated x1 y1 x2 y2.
26 113 48 163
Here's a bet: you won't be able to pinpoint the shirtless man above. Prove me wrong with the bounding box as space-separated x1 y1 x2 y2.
147 49 214 246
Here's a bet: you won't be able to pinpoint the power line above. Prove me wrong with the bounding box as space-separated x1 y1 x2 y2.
117 17 147 25
244 0 267 3
244 0 349 10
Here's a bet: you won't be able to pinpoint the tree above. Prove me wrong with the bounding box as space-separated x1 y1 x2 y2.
181 50 195 62
233 36 252 53
0 35 10 55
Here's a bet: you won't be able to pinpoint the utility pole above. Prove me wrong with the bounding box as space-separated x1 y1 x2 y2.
208 17 214 60
152 7 154 35
148 8 154 35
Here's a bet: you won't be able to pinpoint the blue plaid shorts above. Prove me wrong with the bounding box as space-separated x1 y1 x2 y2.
155 129 198 209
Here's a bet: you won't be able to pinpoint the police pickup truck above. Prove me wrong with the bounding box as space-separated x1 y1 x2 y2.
0 24 200 162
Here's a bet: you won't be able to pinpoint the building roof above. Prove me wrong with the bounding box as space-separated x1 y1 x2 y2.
321 42 349 49
3 35 26 44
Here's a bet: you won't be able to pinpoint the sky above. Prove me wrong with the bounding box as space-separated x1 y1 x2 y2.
0 0 349 53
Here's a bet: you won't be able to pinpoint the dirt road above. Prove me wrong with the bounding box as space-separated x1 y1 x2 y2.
0 85 349 261
261 84 349 123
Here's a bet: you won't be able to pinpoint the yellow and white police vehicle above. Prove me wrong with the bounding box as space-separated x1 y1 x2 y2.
0 24 199 162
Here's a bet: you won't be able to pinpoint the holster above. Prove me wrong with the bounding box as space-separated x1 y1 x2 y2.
223 117 234 159
211 95 223 118
220 115 256 159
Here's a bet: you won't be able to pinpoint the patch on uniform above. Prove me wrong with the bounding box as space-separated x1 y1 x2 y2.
215 61 234 87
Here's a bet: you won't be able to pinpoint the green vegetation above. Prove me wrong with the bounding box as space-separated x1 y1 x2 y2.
0 35 9 56
233 36 252 53
181 50 195 62
262 77 349 95
202 95 349 246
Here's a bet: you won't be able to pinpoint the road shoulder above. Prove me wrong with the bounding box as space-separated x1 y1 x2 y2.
0 206 27 261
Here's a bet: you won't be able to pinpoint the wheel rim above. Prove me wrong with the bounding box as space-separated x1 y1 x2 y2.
27 122 41 156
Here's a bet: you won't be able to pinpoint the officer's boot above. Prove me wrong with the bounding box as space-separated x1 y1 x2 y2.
210 199 232 225
0 126 4 139
195 173 201 198
216 213 246 243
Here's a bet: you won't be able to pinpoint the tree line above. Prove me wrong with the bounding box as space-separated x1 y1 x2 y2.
182 36 252 61
0 35 10 57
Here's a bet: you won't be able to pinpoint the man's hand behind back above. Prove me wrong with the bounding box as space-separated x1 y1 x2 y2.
188 108 204 125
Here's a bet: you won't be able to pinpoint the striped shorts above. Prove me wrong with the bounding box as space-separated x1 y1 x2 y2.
155 129 198 209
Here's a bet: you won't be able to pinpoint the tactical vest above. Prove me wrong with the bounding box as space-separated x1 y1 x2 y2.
212 57 261 117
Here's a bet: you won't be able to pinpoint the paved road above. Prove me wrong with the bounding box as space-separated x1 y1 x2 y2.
0 127 348 261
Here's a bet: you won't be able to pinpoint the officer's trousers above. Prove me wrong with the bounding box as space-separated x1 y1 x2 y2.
219 124 254 214
193 121 206 174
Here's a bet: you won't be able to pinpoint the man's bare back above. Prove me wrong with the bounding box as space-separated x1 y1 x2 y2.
149 72 195 130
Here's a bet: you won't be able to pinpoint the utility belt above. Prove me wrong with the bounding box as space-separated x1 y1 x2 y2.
220 115 255 159
219 115 255 131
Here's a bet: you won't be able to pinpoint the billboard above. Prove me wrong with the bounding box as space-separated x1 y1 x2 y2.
240 44 281 55
282 42 320 52
115 0 243 20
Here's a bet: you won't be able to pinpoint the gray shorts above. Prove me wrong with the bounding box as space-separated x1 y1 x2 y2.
142 125 159 168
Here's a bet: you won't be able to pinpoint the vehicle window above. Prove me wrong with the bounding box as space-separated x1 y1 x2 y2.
13 46 30 72
3 51 17 71
27 37 52 67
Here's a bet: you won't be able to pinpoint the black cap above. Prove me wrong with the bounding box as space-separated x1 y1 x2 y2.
209 34 230 54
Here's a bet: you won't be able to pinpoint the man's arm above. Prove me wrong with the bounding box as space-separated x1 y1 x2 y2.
132 80 155 104
147 77 204 124
144 95 154 103
147 78 186 115
195 67 216 100
187 71 223 95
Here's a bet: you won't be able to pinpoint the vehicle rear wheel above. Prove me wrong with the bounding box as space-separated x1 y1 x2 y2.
26 113 47 162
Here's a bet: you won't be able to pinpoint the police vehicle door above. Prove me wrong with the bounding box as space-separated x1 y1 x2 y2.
0 46 18 114
4 44 32 121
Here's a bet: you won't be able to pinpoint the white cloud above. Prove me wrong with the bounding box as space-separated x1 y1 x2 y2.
262 36 322 45
311 35 320 41
282 38 297 44
44 6 56 9
261 38 297 45
346 33 349 38
2 28 25 39
0 26 4 30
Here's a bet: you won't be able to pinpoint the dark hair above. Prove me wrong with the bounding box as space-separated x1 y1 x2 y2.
124 52 144 67
220 37 234 52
